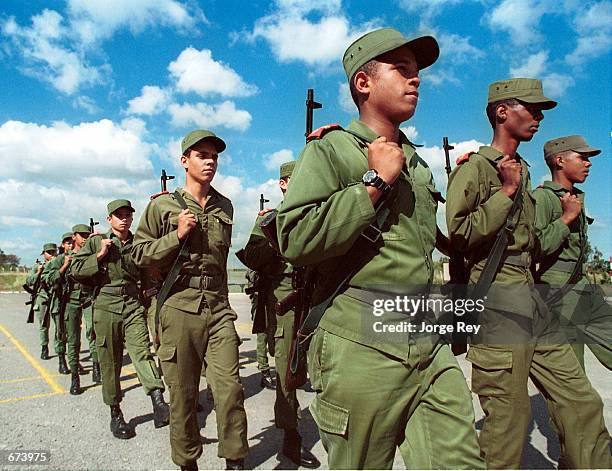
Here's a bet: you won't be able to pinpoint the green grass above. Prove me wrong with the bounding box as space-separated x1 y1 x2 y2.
0 273 27 291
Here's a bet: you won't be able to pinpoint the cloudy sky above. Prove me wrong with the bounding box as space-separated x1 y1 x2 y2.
1 0 610 266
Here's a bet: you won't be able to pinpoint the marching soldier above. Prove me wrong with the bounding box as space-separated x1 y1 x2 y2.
242 161 320 468
446 78 611 468
276 28 483 469
132 130 248 470
534 135 612 370
41 232 74 374
71 199 170 440
26 242 57 360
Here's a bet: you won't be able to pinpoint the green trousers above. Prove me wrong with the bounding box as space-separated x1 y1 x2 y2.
468 342 611 469
35 297 66 355
273 310 299 430
65 301 82 369
83 302 98 363
157 301 248 466
93 305 164 405
249 295 270 371
308 328 484 469
35 296 50 348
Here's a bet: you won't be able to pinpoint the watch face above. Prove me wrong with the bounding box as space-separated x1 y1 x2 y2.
363 169 377 183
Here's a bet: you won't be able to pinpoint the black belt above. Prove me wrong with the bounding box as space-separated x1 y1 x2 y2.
99 284 140 297
176 274 221 290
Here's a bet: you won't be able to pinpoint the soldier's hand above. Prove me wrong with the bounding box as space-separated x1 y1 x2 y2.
498 154 522 197
96 239 113 261
367 136 405 185
36 264 44 274
560 193 581 225
177 209 197 241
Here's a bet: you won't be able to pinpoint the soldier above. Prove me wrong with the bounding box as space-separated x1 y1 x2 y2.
26 242 57 360
132 130 248 471
242 161 320 468
534 135 612 370
41 232 74 374
71 199 170 440
276 28 483 469
244 268 276 390
446 79 611 468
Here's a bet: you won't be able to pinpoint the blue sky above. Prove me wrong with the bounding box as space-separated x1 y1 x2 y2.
0 0 610 267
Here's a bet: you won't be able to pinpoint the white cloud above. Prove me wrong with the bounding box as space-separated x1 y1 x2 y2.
73 95 100 114
509 51 575 97
565 2 612 66
2 10 105 95
168 48 257 98
487 0 550 46
168 101 252 131
510 51 549 77
438 33 485 64
338 82 356 114
127 85 171 115
0 216 47 227
264 149 295 172
400 126 419 142
67 0 201 45
542 73 575 98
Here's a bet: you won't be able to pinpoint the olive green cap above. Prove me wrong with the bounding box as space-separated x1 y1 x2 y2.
42 243 57 253
107 199 135 216
279 161 296 179
544 135 601 159
343 27 439 81
487 78 557 109
72 224 91 234
181 129 226 155
61 232 73 242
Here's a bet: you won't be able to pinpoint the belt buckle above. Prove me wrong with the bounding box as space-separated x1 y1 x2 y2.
361 224 382 243
200 276 212 290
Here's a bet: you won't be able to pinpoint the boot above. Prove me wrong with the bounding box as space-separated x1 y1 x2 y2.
69 372 81 395
41 345 49 360
92 362 102 384
58 354 69 374
225 459 244 470
260 369 276 390
282 429 320 468
180 462 198 471
78 363 86 375
150 389 170 428
110 405 135 439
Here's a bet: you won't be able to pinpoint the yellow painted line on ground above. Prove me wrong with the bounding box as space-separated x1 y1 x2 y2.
0 324 64 394
0 391 63 405
0 374 61 385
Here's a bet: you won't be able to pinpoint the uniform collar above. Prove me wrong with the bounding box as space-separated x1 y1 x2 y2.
542 180 584 196
347 119 416 149
179 186 219 208
478 145 530 167
106 230 133 242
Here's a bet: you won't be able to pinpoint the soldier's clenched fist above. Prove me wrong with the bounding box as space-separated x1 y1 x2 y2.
177 208 197 241
97 239 113 261
367 136 405 185
498 154 522 197
560 193 582 225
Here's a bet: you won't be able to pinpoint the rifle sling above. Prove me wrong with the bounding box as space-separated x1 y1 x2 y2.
155 190 191 341
471 172 525 300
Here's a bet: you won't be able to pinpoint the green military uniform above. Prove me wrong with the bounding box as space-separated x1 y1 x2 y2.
132 130 248 467
245 269 271 373
26 243 56 357
446 79 611 469
277 34 483 461
533 136 612 370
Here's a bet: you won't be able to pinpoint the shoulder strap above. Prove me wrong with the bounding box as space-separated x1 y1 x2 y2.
154 190 192 345
472 172 525 300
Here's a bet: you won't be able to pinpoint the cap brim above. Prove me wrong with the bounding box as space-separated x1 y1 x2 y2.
573 146 601 157
518 96 557 110
192 136 226 153
404 36 439 70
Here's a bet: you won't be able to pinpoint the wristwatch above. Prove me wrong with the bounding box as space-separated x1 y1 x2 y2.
362 169 392 195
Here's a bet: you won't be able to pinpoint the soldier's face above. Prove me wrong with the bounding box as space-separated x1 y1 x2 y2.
181 140 218 185
62 239 73 252
73 233 89 249
43 250 55 261
559 151 592 183
108 207 133 232
502 101 544 141
366 47 420 123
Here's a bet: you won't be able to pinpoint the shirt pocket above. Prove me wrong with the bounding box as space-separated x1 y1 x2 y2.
210 213 233 248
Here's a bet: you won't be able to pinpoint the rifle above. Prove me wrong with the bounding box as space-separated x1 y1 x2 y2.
89 217 99 234
259 193 269 212
272 88 322 391
161 169 175 192
24 259 42 323
443 137 469 355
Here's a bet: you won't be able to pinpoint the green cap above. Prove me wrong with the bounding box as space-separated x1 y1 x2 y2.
42 243 57 253
72 224 91 234
61 232 73 242
181 130 226 155
544 135 601 159
107 199 135 216
343 28 439 81
279 161 296 179
487 78 557 109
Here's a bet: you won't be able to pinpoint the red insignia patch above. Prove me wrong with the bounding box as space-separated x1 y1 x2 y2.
306 123 343 142
456 151 475 165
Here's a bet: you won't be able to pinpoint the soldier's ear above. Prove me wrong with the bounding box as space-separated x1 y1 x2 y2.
180 152 189 171
354 70 371 95
495 103 508 123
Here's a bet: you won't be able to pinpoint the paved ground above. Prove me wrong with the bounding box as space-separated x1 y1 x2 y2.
0 292 609 470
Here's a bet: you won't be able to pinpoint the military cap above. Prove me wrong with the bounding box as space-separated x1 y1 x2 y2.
72 224 91 234
42 242 57 253
279 161 296 179
107 199 135 216
487 78 557 109
343 27 439 81
544 135 601 159
61 232 73 242
181 129 226 155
